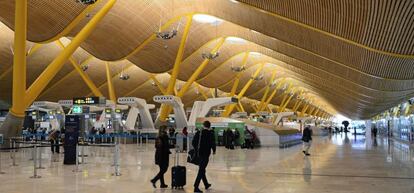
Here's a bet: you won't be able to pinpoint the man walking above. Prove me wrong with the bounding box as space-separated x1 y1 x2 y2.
192 121 216 193
302 125 312 156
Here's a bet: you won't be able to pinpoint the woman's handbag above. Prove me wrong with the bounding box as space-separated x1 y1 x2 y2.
187 130 202 165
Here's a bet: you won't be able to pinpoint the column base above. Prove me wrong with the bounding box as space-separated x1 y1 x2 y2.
0 112 24 148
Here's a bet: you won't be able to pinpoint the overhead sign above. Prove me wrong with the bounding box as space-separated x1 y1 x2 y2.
258 111 270 116
230 97 239 103
73 97 105 105
58 100 73 106
72 105 83 114
105 108 112 119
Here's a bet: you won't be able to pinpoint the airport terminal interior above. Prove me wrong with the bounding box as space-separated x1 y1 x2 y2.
0 0 414 193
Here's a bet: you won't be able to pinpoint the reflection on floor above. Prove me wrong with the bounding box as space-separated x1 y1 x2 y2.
0 134 413 193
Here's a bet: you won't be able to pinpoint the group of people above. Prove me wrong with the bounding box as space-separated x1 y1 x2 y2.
151 121 216 193
223 128 240 149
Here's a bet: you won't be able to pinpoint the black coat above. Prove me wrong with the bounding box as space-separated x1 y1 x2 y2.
155 134 171 166
193 129 216 157
302 128 312 142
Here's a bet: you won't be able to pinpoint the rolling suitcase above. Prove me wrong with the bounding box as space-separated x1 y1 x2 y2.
171 149 186 189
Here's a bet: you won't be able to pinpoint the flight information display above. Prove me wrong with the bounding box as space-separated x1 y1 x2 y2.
73 97 105 105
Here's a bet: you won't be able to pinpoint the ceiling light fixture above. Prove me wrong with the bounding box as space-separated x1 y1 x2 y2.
75 0 97 5
151 80 156 86
249 52 261 56
251 74 264 81
119 73 130 80
193 14 223 25
202 52 220 60
119 64 130 80
80 64 89 71
230 57 246 72
155 0 180 40
231 65 246 72
226 37 246 44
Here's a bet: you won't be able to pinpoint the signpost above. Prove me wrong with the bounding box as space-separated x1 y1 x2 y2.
64 115 80 165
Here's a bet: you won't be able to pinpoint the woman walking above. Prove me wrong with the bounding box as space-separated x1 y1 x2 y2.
151 126 171 188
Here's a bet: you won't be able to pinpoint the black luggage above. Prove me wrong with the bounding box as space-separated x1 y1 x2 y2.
171 165 186 189
171 148 186 189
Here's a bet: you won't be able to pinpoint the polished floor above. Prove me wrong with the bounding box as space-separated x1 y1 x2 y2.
0 134 414 193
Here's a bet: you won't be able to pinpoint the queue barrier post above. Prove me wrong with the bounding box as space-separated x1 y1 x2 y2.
30 144 41 178
112 142 121 176
0 144 5 174
11 139 18 166
73 143 81 172
81 143 85 164
36 143 45 169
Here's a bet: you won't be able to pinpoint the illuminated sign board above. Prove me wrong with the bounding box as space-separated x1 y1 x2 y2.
73 97 105 105
105 108 112 119
72 105 83 114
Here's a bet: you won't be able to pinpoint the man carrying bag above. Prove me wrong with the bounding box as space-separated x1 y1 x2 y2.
187 121 216 193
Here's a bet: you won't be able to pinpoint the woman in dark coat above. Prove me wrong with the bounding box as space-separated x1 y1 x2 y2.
151 126 171 189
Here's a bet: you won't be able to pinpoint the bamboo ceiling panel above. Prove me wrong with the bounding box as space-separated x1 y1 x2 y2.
1 0 414 118
0 0 87 42
237 0 414 55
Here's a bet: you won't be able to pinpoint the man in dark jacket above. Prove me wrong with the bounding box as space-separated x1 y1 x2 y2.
192 121 216 193
302 125 313 156
151 126 171 189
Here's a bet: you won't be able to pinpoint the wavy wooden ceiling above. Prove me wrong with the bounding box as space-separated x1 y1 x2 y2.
1 0 414 119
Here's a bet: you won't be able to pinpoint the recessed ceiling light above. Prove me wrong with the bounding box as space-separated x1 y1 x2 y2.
226 37 246 44
193 14 223 25
249 52 261 56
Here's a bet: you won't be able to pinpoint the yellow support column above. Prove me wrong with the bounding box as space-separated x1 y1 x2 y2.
227 52 249 98
279 88 301 113
24 0 116 107
293 100 303 112
300 104 310 117
56 41 103 97
194 83 209 100
10 0 27 117
105 62 117 102
251 103 258 112
223 63 265 117
277 84 294 113
223 52 248 112
238 101 245 112
307 106 316 116
177 38 226 97
266 106 273 113
235 105 243 112
258 71 277 111
279 94 294 113
159 15 193 121
313 108 320 117
150 74 167 95
261 79 286 112
405 103 412 116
